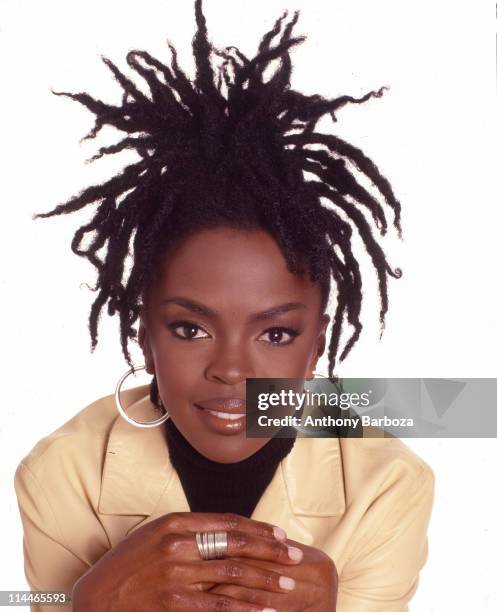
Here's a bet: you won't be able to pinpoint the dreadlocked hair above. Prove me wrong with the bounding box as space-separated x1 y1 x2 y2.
33 0 402 404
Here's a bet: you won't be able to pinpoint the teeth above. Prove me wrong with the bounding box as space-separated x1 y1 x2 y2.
206 409 245 421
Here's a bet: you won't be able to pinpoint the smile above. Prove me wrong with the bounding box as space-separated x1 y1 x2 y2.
202 409 245 421
194 403 247 435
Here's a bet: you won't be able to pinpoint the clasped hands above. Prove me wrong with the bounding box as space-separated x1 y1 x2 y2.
72 511 337 611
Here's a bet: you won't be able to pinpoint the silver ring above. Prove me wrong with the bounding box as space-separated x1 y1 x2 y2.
195 530 228 560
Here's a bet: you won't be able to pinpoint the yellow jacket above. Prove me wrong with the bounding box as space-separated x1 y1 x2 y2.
14 384 435 611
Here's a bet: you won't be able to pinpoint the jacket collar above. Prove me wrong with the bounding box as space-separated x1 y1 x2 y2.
98 386 345 541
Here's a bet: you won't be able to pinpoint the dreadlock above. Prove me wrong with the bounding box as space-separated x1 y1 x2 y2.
33 0 402 400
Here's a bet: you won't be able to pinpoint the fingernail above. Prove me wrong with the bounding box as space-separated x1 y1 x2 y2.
287 546 303 561
279 576 296 591
262 609 277 612
273 526 287 541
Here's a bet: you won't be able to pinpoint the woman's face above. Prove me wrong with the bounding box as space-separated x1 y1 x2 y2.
139 226 329 463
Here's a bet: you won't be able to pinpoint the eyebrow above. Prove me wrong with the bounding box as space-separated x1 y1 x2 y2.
158 297 307 322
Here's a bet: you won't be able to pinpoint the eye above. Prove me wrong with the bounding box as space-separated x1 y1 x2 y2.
258 327 301 346
168 321 210 340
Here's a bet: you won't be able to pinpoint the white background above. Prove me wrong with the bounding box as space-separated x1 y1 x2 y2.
2 0 496 610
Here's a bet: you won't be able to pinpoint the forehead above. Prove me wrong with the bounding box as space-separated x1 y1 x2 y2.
149 227 321 308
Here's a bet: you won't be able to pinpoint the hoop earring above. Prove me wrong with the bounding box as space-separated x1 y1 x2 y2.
114 364 170 428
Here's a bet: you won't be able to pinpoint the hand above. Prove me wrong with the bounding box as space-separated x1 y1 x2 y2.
71 512 304 611
209 538 338 612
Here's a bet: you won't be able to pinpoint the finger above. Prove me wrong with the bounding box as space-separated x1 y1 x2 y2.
186 559 296 593
180 591 276 612
209 584 273 607
154 511 287 541
224 530 303 565
159 531 303 565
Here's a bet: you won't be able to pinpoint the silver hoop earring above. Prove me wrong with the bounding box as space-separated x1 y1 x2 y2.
114 364 170 428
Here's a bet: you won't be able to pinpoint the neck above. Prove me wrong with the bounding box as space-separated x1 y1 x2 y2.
164 418 297 516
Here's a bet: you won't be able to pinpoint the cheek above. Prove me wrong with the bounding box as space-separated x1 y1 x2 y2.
153 348 200 411
261 346 315 378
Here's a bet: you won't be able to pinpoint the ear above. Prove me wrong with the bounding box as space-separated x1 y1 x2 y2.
306 313 330 378
138 306 155 375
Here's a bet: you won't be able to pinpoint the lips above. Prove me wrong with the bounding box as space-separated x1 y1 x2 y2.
194 398 247 435
195 398 246 417
202 411 244 421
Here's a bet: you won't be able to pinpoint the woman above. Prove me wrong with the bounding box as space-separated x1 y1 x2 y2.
14 1 434 610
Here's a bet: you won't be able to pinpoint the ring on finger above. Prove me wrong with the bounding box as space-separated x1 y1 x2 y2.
195 530 228 560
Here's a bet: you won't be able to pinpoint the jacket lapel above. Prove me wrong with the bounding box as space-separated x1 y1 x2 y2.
97 387 173 516
98 387 346 542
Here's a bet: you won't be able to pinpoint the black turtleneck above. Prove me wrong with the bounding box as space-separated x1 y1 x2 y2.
164 418 297 518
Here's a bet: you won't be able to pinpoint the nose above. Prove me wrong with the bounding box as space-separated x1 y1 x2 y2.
204 339 255 385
